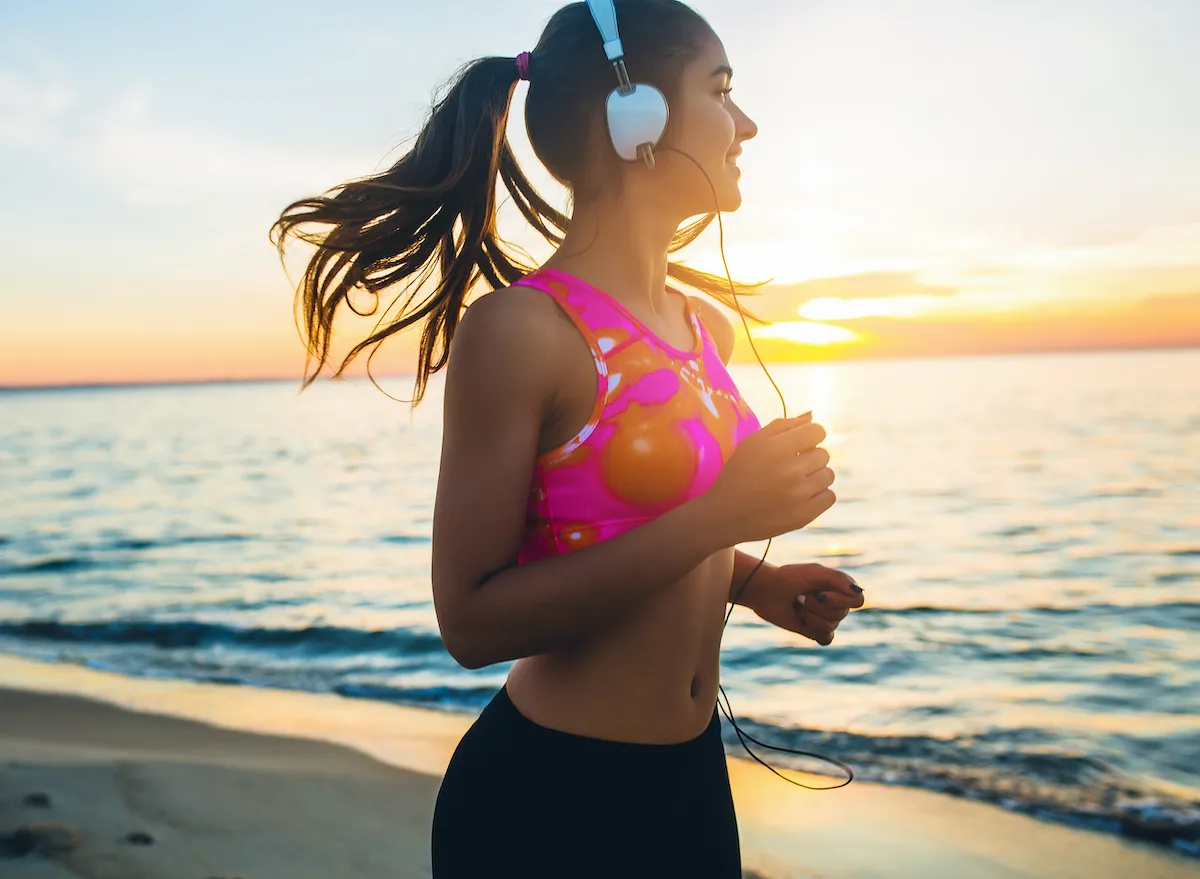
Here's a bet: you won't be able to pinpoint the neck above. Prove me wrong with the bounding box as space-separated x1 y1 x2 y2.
544 193 682 315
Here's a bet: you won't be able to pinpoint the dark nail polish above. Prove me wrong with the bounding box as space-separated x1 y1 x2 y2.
850 583 863 594
817 593 828 603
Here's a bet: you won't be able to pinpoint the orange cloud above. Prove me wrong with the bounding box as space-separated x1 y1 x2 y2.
732 289 1200 363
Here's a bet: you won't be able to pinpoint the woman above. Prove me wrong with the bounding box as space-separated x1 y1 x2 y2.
272 1 865 875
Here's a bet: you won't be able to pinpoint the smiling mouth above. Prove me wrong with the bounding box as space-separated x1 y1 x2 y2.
725 150 741 168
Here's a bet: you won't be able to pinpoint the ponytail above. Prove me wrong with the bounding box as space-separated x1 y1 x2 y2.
271 55 533 402
272 39 761 405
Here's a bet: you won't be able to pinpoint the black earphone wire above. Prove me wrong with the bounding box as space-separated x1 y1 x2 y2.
656 145 853 790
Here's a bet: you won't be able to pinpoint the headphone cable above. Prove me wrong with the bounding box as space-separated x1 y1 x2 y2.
657 145 853 790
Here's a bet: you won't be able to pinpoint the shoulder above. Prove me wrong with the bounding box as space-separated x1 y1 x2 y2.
459 283 568 338
454 283 581 358
687 295 735 365
448 284 572 401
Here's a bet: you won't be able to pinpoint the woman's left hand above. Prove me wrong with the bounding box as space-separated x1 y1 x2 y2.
745 563 865 646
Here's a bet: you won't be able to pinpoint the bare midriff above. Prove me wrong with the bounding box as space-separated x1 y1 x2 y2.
505 547 735 744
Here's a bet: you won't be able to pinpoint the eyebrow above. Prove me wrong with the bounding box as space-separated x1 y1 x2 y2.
711 64 733 79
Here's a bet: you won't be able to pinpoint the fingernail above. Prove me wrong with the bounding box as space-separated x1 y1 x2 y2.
849 577 863 594
817 593 828 604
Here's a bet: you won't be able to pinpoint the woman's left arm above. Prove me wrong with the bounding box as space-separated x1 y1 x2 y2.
730 552 864 645
729 549 776 607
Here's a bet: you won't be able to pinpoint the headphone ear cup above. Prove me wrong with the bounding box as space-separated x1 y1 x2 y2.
605 84 669 162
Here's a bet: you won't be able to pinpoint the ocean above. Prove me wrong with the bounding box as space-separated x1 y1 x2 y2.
2 347 1197 857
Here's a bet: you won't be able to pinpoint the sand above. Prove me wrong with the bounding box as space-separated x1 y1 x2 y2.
0 653 1194 879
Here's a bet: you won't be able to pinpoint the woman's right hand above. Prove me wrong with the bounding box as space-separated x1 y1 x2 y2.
698 412 837 548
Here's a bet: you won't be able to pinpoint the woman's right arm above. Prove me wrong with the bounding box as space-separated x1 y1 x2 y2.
430 289 832 669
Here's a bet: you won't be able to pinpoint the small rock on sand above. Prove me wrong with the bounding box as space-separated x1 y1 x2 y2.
0 822 82 858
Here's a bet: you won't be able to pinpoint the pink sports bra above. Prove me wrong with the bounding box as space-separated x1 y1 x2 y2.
513 267 762 564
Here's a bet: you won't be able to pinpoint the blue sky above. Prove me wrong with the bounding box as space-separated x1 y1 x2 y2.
2 0 1198 383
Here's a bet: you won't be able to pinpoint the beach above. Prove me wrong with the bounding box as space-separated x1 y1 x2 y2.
1 654 1194 879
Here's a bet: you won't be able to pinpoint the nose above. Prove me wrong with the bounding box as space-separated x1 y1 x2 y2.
735 103 758 144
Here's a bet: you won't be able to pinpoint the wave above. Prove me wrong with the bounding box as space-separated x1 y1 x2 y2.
859 602 1200 628
105 533 255 550
716 717 1200 857
0 609 1195 858
331 681 499 708
0 618 445 656
0 534 260 576
7 633 1195 858
0 557 94 576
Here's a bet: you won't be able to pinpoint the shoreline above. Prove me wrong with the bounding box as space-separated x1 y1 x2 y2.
1 652 1195 878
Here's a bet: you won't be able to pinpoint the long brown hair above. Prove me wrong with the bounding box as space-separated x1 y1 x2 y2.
270 0 761 404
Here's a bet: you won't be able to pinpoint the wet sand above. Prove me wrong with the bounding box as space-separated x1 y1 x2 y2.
0 653 1194 878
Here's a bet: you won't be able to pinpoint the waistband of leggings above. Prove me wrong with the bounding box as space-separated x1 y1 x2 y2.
489 683 720 758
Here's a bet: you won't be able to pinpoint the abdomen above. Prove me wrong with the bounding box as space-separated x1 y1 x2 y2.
505 547 735 743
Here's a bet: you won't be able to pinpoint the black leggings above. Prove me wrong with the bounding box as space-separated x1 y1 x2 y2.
431 684 742 878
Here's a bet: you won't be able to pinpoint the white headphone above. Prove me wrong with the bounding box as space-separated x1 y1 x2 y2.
585 0 669 168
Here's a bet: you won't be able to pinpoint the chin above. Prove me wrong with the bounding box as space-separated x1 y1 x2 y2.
716 182 743 213
715 160 744 211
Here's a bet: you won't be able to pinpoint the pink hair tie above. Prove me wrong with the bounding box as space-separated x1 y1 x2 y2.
515 51 532 81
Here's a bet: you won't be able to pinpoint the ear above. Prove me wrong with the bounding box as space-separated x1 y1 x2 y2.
688 296 735 365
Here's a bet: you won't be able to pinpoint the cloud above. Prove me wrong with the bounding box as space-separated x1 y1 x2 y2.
768 271 958 301
749 272 958 322
88 85 379 203
0 68 379 206
0 70 74 148
1138 290 1200 309
997 223 1200 274
736 221 1200 325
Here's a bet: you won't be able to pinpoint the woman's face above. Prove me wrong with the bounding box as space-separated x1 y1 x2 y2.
656 35 758 215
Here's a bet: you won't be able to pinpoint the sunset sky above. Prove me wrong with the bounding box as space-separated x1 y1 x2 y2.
2 0 1198 387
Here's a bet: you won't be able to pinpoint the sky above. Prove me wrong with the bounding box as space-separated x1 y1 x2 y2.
2 0 1198 387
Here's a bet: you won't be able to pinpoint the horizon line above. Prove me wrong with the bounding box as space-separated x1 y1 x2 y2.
1 340 1197 394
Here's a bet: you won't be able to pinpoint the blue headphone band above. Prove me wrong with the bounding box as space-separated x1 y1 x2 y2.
585 0 630 85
